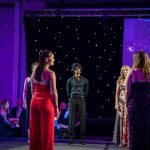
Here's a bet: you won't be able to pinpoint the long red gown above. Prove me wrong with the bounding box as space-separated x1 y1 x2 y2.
30 83 54 150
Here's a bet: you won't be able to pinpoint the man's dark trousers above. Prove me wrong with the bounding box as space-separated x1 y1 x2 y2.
68 96 86 140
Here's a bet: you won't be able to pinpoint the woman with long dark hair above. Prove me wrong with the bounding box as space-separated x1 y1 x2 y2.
30 50 59 150
126 51 150 150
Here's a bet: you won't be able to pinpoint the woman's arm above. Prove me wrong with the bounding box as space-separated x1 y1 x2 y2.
2 110 13 126
115 82 120 111
126 70 133 107
48 71 59 116
30 72 35 96
23 77 30 109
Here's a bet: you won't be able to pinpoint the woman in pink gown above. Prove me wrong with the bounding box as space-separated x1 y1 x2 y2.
30 50 59 150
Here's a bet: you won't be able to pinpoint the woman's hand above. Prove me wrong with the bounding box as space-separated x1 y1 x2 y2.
119 111 123 118
115 105 118 110
54 107 59 119
115 104 119 110
23 100 27 109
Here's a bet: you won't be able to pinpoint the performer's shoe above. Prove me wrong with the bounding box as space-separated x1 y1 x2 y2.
67 139 75 144
119 143 127 147
27 138 30 144
80 139 86 145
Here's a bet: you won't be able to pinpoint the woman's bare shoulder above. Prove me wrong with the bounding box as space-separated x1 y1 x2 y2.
127 68 135 76
133 68 141 72
43 69 55 79
25 77 31 83
44 69 55 74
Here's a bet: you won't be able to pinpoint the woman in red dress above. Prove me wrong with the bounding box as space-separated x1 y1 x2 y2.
30 50 59 150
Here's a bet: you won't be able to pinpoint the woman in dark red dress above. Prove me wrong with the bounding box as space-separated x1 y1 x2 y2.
30 50 59 150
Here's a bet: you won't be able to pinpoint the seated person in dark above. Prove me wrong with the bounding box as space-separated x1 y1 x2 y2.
56 102 80 139
10 99 24 118
0 100 15 137
54 102 67 129
55 102 68 139
10 99 28 137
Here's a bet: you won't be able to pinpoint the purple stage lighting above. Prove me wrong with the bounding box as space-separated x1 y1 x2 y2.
123 18 150 67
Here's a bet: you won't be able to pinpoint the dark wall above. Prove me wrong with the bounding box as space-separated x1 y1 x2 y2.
25 16 123 119
1 0 150 8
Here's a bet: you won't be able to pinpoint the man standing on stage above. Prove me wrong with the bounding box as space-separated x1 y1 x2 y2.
66 63 89 145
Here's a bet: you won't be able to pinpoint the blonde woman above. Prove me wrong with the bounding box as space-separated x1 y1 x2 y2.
113 65 130 147
126 51 150 150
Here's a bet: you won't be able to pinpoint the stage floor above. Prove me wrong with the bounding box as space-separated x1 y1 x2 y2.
0 138 127 150
0 142 127 150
